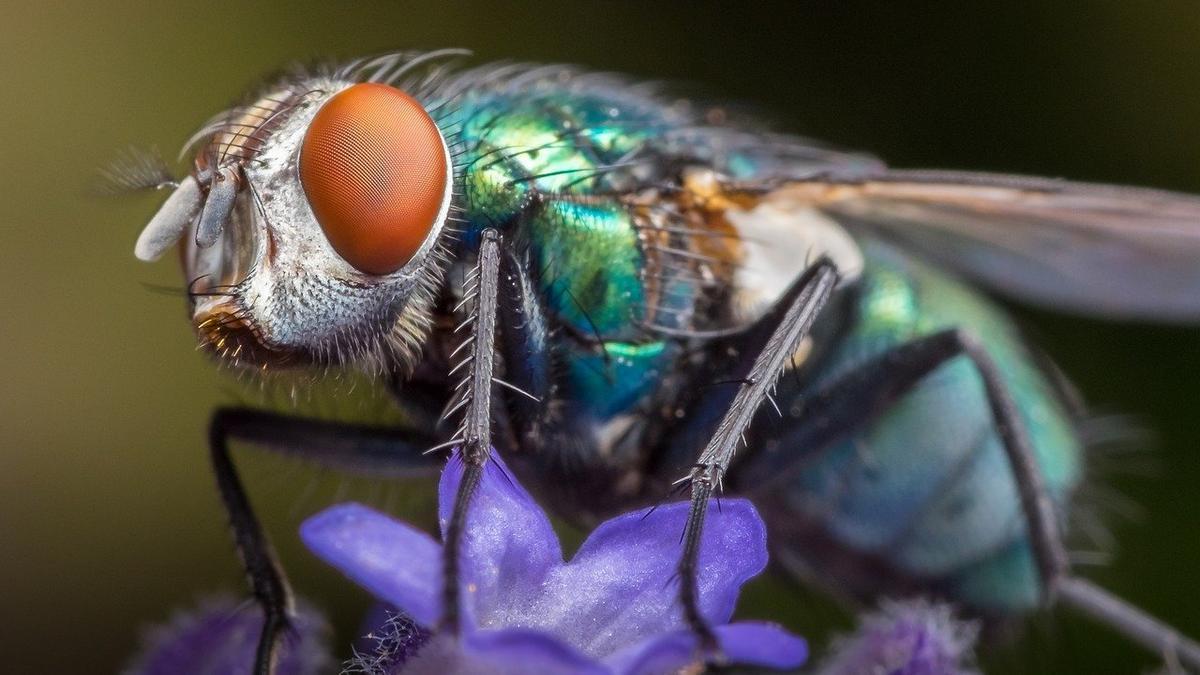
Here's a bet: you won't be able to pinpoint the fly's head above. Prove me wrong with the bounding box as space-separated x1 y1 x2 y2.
134 56 462 374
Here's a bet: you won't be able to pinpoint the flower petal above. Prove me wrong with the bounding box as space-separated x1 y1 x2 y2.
305 450 798 674
398 629 606 675
300 502 443 626
437 451 563 625
465 628 608 675
504 498 766 658
606 622 807 675
713 623 809 670
125 595 331 675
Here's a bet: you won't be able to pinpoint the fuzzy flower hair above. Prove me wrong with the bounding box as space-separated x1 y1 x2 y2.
816 598 980 675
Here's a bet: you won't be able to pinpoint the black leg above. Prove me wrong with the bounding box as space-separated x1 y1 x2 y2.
208 407 442 675
745 328 1200 669
676 259 839 649
441 228 503 632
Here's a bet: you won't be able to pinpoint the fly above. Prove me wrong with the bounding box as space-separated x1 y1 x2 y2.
128 50 1200 673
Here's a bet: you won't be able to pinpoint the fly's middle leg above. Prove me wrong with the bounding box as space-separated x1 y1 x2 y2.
672 259 839 652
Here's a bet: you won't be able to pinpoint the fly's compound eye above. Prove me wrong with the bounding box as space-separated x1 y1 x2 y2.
299 83 449 275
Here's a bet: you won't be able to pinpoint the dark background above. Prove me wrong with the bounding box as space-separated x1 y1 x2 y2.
2 2 1198 672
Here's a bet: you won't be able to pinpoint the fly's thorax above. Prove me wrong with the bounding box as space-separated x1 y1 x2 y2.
138 73 457 372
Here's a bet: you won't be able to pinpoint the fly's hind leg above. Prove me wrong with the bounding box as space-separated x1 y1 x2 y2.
747 327 1200 669
208 407 442 675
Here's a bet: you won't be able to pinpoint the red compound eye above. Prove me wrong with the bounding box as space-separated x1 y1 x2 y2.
300 83 448 275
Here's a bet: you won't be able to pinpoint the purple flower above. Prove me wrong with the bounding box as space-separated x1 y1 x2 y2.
124 595 333 675
301 450 807 674
816 599 979 675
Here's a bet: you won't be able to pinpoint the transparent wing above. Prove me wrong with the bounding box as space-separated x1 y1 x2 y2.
770 170 1200 321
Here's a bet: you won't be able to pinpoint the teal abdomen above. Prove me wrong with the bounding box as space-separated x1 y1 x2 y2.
783 241 1082 612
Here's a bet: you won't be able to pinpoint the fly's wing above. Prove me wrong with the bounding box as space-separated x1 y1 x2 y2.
769 170 1200 321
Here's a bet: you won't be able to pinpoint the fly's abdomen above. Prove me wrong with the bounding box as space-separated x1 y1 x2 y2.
760 240 1082 613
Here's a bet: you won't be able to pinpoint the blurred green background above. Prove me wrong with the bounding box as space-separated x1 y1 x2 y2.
1 2 1198 672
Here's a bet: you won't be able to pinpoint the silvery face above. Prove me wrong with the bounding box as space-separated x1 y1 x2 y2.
137 76 453 371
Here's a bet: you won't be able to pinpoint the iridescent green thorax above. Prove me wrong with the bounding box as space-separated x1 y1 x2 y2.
454 83 690 420
530 200 644 338
458 85 673 218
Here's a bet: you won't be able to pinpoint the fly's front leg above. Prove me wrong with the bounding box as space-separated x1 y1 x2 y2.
677 259 839 649
747 328 1200 669
441 228 504 633
208 407 442 675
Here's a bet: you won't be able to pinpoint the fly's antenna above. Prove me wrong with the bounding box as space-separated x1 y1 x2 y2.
94 146 176 195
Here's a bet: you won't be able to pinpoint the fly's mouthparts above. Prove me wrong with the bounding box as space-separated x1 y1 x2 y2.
194 308 285 369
